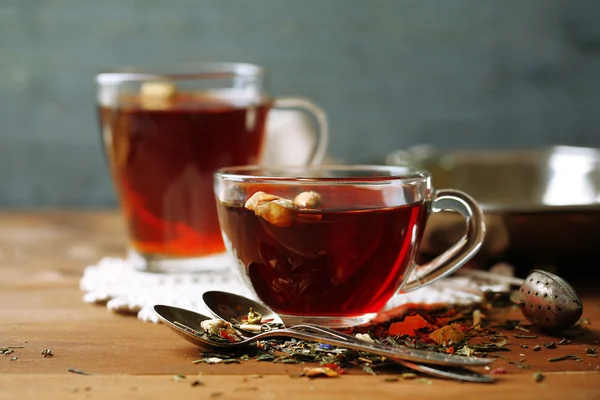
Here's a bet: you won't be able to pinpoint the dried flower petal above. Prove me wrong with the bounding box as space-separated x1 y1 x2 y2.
429 324 465 345
302 367 339 377
355 333 374 343
200 319 230 335
490 367 507 375
246 307 262 325
388 315 431 336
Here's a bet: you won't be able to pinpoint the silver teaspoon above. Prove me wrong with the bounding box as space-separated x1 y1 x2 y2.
154 303 492 368
154 304 493 383
200 291 495 382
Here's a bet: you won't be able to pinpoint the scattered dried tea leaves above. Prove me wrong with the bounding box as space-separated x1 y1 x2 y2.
513 334 538 339
586 347 597 357
577 318 591 327
190 380 204 387
302 366 340 378
455 345 475 357
257 353 275 362
173 374 186 381
234 386 258 392
472 309 482 328
68 368 92 375
533 345 542 352
0 348 14 355
548 355 583 362
494 353 530 369
558 338 571 345
388 315 430 336
533 371 545 382
362 365 376 376
41 349 53 358
429 324 465 346
544 341 557 349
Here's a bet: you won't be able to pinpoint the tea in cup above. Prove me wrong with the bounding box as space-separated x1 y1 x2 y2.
214 165 485 327
96 63 328 273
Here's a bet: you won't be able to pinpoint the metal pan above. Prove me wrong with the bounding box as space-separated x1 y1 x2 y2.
386 145 600 274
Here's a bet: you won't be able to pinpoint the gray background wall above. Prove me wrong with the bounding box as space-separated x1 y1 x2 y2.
1 0 599 208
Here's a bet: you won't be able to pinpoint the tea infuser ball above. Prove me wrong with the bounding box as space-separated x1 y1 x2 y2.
511 270 583 330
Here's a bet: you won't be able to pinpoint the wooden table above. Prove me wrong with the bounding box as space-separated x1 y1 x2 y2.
2 211 599 399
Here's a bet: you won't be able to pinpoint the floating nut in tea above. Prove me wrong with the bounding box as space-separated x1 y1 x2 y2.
244 192 282 211
293 191 322 208
139 81 176 110
255 199 295 227
245 192 295 227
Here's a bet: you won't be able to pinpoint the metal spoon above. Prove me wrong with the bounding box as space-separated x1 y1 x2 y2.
458 269 583 330
199 291 494 383
153 302 493 380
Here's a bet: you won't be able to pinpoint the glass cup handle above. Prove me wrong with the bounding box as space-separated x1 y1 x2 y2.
400 189 486 293
272 97 329 165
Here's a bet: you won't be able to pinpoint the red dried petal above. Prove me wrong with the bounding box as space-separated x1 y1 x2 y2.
491 367 507 375
388 315 431 336
321 363 347 375
429 323 465 345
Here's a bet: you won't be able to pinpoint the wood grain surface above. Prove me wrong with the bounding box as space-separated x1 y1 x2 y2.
1 211 599 400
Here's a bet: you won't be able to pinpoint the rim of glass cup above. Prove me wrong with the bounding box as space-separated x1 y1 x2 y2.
95 62 264 85
214 165 431 184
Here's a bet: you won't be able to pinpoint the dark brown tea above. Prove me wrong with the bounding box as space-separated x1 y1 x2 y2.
217 191 430 317
100 93 271 258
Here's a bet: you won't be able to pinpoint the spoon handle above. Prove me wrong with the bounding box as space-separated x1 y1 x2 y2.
390 361 494 383
290 324 492 366
287 325 493 383
261 329 492 367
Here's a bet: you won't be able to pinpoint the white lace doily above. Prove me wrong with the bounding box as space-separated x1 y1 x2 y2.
79 257 512 323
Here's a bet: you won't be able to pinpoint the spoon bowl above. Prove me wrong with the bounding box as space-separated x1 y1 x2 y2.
201 290 285 335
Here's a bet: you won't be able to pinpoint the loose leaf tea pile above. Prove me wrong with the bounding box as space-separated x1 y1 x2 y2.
190 298 597 379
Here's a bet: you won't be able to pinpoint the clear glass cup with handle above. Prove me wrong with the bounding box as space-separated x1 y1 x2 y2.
214 165 485 327
96 62 328 273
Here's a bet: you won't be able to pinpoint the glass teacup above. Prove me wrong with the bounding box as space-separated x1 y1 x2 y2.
214 165 485 327
96 63 328 273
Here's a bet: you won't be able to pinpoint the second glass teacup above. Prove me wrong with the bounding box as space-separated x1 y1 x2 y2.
96 62 328 273
214 165 485 327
